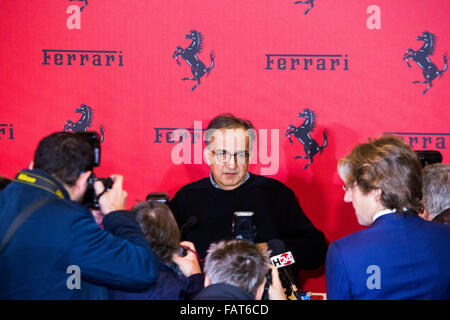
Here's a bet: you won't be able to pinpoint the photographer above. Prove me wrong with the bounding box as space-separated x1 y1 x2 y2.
110 201 204 300
194 239 286 300
0 132 158 299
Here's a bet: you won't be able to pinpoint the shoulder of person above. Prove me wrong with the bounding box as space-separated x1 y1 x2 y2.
32 194 92 220
418 214 450 236
19 197 97 236
432 209 450 226
173 177 211 196
248 174 295 195
330 226 376 255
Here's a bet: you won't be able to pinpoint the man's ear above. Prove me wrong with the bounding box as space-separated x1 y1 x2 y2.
419 209 431 221
204 275 211 287
28 161 34 170
373 188 382 202
204 147 213 166
255 279 266 300
248 149 255 161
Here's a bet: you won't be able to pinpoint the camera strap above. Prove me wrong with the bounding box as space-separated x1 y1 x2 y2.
13 170 67 200
0 171 67 255
0 197 51 255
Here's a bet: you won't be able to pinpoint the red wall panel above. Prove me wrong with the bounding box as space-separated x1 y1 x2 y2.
1 1 449 293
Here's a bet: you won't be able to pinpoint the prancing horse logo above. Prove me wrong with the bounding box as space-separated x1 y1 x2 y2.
172 30 215 91
403 31 448 94
63 104 105 142
294 0 315 15
69 0 88 12
285 109 328 170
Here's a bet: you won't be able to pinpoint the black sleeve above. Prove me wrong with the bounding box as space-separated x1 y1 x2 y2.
278 191 328 270
182 273 205 300
102 210 151 251
69 209 158 290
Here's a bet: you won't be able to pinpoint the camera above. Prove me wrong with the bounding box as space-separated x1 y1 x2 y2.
415 150 443 168
146 192 170 204
83 174 113 209
178 246 188 257
75 131 113 209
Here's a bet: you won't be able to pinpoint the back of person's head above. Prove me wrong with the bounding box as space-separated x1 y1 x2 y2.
203 240 270 298
34 132 94 186
206 113 254 130
205 113 256 147
338 134 423 214
133 201 181 264
422 163 450 219
0 176 12 190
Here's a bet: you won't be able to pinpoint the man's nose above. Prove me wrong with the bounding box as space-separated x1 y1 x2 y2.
225 154 237 168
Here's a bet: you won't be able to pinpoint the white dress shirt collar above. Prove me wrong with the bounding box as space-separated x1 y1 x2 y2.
372 208 397 222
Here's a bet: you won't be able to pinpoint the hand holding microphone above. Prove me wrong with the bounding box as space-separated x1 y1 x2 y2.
268 265 287 300
268 239 303 300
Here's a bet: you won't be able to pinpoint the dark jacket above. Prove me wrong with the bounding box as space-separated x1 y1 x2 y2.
0 169 159 299
170 173 327 270
194 283 255 300
432 208 450 226
110 259 204 300
326 212 450 299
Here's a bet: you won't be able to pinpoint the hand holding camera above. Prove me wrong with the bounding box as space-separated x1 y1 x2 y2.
93 174 128 215
172 241 202 277
73 132 128 215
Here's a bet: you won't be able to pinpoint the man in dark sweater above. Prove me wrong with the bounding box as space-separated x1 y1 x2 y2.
170 114 327 273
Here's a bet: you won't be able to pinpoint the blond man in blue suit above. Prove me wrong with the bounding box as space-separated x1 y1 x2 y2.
326 135 450 299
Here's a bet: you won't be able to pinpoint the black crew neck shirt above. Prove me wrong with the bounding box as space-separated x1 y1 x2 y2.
170 173 327 270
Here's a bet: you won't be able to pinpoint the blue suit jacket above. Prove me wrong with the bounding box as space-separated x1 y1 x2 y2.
0 169 158 299
326 213 450 299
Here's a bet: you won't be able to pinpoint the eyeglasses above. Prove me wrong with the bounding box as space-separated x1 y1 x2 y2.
212 149 249 164
342 183 356 192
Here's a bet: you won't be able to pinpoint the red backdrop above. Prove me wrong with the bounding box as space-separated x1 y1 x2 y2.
1 1 449 293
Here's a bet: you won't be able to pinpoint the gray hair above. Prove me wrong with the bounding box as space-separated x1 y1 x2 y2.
204 113 257 150
204 240 270 297
422 163 450 219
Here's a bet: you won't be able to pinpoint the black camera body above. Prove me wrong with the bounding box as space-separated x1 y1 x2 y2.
75 131 112 209
146 192 170 204
83 175 113 209
178 246 188 257
415 150 443 168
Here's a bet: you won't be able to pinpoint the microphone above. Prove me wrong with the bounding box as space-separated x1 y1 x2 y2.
268 239 303 300
232 211 255 242
179 216 198 237
178 216 198 257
